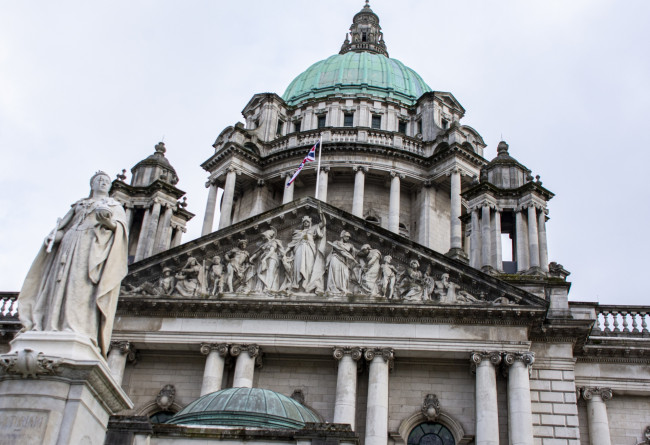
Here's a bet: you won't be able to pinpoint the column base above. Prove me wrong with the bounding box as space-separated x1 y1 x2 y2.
521 266 546 277
0 332 133 445
445 248 469 263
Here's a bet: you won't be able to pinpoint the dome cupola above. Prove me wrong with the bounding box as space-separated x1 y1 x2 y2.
340 1 388 57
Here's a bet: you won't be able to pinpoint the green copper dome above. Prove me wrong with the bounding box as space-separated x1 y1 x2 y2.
283 52 432 107
167 388 320 429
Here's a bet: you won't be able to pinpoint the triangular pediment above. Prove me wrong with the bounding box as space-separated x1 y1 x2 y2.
121 198 547 323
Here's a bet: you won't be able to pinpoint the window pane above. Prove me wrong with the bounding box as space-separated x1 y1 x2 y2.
344 113 354 127
408 423 455 445
399 121 407 134
317 115 326 129
372 115 381 129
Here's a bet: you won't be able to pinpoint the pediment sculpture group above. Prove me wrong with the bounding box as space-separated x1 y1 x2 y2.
124 212 516 306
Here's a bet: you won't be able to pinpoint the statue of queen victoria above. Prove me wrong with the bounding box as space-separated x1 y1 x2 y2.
17 171 128 356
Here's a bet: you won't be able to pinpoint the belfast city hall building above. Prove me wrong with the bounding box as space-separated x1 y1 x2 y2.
1 3 649 445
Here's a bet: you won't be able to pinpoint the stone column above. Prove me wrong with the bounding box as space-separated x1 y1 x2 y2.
388 171 402 234
124 204 134 232
481 205 492 269
471 352 502 445
134 205 152 262
538 209 549 272
200 343 229 396
143 200 162 258
450 168 463 250
201 179 219 236
417 182 435 249
492 208 502 271
282 172 295 204
230 344 260 388
364 348 394 445
515 209 529 272
333 347 362 429
171 225 184 248
250 180 266 218
582 387 613 445
470 208 481 268
107 340 136 387
155 204 174 254
352 166 367 218
218 167 238 230
317 167 330 202
527 206 540 269
504 352 535 445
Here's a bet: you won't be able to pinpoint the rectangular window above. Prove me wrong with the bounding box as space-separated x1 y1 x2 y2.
293 120 302 133
344 113 354 127
276 120 284 135
417 120 423 135
441 119 449 130
371 114 381 129
317 115 326 129
398 120 407 134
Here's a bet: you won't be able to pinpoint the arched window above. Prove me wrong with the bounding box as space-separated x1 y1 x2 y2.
407 422 455 445
149 410 175 423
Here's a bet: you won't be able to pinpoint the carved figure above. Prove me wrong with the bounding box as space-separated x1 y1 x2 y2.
287 214 326 292
208 256 224 294
357 244 381 296
123 267 175 296
380 255 398 299
251 228 285 292
17 171 128 355
399 260 427 301
175 257 205 296
326 231 357 294
435 273 481 304
224 239 254 292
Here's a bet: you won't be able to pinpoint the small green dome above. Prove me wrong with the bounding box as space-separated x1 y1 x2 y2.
283 52 432 107
167 388 320 429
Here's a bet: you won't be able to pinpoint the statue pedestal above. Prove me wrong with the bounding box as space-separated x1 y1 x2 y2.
0 332 133 445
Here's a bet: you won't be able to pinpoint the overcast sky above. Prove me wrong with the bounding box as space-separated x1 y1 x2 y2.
1 1 649 306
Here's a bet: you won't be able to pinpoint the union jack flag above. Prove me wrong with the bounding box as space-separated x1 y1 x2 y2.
286 140 319 187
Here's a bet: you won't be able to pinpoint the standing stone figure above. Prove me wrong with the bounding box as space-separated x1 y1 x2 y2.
18 171 128 356
224 239 254 292
252 228 285 292
326 231 357 294
208 256 224 295
287 214 327 292
380 255 398 299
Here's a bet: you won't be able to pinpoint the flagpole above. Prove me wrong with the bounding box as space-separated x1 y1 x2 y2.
315 135 322 200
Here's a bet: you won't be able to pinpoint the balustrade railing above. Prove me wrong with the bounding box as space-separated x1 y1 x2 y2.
268 128 423 155
592 305 650 336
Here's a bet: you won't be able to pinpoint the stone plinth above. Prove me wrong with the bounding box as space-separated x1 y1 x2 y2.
0 332 133 445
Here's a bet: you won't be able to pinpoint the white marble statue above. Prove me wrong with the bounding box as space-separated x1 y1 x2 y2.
380 255 398 299
399 259 431 301
208 255 224 295
287 214 326 293
224 239 254 292
17 171 128 356
434 273 481 304
326 231 357 294
175 257 205 296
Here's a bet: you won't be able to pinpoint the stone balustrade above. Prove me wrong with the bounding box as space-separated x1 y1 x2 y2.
269 128 423 155
0 292 18 319
593 305 650 336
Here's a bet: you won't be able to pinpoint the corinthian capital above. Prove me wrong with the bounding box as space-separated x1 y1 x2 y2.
581 387 613 402
333 347 363 361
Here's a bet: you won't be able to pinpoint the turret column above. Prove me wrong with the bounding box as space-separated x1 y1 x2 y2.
470 208 481 268
134 206 152 262
481 205 492 269
515 209 529 272
492 208 502 271
352 166 367 218
317 167 329 202
155 204 173 254
202 179 219 236
143 200 162 258
283 172 295 204
538 209 549 272
218 167 238 230
527 205 540 269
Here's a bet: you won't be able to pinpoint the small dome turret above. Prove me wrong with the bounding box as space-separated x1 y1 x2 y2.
340 1 388 57
130 142 179 187
481 141 533 189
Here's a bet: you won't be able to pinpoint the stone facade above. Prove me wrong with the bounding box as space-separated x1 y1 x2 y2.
1 2 649 445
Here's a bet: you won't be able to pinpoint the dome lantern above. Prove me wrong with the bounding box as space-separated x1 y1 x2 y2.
339 1 388 57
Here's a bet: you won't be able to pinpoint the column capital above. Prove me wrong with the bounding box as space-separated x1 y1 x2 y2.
109 340 137 362
200 343 229 357
353 165 369 173
504 351 535 367
226 165 239 174
422 179 435 188
320 166 330 173
333 346 363 361
390 170 405 180
581 387 613 402
364 347 394 363
230 343 260 359
470 351 502 372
